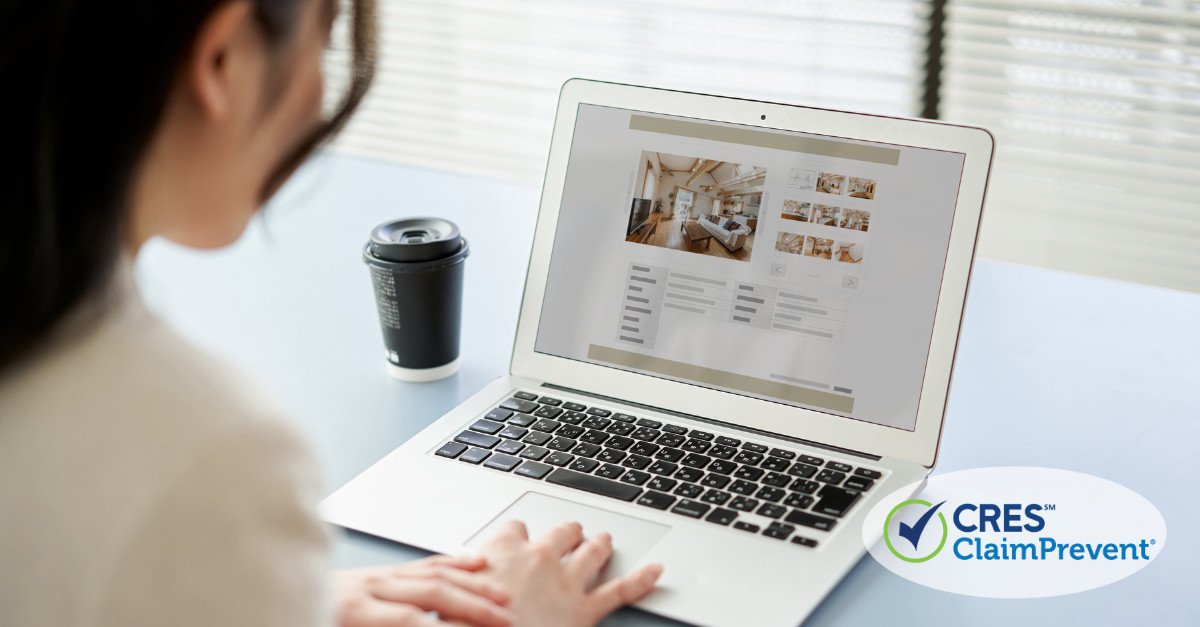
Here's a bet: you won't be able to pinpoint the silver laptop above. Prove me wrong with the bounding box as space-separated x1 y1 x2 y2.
321 79 993 627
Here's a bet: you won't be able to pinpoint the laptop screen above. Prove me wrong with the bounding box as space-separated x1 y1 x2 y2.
534 104 966 432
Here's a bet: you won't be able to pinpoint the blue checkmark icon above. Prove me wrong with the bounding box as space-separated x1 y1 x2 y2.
897 500 946 550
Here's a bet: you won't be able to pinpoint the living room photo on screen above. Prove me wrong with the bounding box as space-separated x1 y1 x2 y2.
625 150 765 262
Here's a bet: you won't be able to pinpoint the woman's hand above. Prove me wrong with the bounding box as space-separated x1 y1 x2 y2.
474 520 664 627
333 554 515 627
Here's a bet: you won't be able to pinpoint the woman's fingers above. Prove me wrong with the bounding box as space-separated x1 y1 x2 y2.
484 519 529 549
394 563 510 606
565 532 613 584
585 563 663 622
537 521 584 558
372 579 515 627
348 600 445 627
416 553 488 572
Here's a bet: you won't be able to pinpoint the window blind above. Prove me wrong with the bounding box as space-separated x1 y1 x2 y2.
941 0 1200 292
326 0 933 184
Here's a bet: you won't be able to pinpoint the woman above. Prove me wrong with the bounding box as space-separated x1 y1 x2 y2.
0 1 662 625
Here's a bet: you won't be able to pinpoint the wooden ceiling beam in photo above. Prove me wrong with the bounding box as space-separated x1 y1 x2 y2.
703 170 765 193
686 159 721 186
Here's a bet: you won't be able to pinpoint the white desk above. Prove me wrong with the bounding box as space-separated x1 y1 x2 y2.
138 154 1197 626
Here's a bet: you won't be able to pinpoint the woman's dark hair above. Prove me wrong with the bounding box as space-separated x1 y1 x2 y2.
0 0 376 374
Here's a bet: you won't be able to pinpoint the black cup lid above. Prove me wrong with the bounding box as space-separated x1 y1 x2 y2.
368 218 463 262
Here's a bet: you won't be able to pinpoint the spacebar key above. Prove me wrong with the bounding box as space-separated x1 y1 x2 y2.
545 469 642 502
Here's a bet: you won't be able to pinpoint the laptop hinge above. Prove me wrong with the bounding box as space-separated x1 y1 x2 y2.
540 382 881 462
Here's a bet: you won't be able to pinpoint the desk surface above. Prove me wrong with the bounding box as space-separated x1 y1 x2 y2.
138 154 1197 626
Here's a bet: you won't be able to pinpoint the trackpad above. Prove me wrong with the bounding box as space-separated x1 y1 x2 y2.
464 492 671 585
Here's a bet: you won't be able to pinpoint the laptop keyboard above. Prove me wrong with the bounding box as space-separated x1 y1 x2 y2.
434 391 884 549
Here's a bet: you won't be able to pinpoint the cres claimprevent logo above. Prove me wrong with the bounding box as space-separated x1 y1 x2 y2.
884 499 948 563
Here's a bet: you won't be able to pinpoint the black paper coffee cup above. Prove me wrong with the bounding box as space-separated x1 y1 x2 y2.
363 218 469 381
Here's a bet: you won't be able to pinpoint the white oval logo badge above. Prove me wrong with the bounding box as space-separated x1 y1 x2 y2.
861 467 1166 598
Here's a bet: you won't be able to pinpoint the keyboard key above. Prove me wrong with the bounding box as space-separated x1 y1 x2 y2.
770 448 796 460
675 467 704 482
733 466 764 481
582 417 612 430
454 431 500 449
607 436 635 450
435 442 467 458
545 468 641 501
757 503 787 519
762 457 790 471
655 447 685 462
785 510 837 531
681 453 712 468
557 425 585 439
787 462 818 478
799 454 824 466
519 446 549 461
459 447 490 464
498 425 528 440
632 441 659 456
791 536 819 548
586 407 612 417
656 433 686 447
631 427 660 441
825 461 853 473
545 452 574 467
729 480 758 495
648 476 677 492
606 422 634 436
700 473 731 489
814 485 861 517
741 442 768 454
790 479 820 494
637 490 676 510
730 496 759 512
523 431 552 446
484 408 513 422
689 431 714 441
816 469 846 485
732 521 760 533
572 442 601 457
507 413 535 427
596 464 624 479
500 398 538 413
855 467 882 480
661 424 688 435
674 483 703 498
562 401 587 412
513 391 538 401
546 437 576 452
670 499 710 519
734 451 764 465
496 440 525 455
701 489 731 505
514 461 552 479
784 493 815 509
537 396 562 406
636 418 662 429
620 470 651 486
597 449 627 464
682 439 712 453
708 444 738 460
622 454 652 470
533 406 563 420
762 472 790 488
715 435 740 447
611 413 637 423
648 460 678 476
707 460 737 475
705 507 738 526
569 458 600 473
843 476 874 492
484 454 521 471
756 486 786 502
580 430 609 445
532 419 561 432
559 411 587 425
763 522 794 540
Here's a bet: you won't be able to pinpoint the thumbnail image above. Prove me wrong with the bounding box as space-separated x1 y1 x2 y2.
624 150 766 262
811 204 839 227
848 177 876 200
834 241 865 264
787 168 817 191
838 208 871 232
804 236 834 260
775 231 806 256
781 199 811 222
817 172 845 195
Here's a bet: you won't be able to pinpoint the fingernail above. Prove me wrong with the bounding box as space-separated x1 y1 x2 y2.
644 564 664 581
